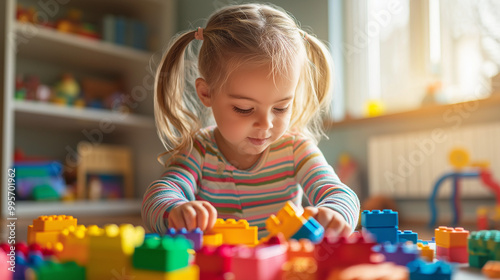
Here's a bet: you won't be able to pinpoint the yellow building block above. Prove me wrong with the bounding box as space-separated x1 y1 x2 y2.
202 233 223 247
33 215 77 231
417 243 434 262
132 265 199 280
266 201 306 239
88 224 145 255
434 226 469 248
210 219 258 246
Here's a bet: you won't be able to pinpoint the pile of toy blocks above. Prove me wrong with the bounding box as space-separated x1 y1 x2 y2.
2 203 495 280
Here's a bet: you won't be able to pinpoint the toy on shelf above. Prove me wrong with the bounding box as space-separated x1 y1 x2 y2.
15 74 52 102
429 148 500 228
53 73 81 106
14 154 66 201
76 142 133 200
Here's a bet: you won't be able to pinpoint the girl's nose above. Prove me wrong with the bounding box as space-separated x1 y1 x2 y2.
254 111 273 130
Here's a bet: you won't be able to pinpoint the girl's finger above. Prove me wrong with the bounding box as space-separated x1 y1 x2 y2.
181 205 198 231
201 201 218 231
192 203 209 231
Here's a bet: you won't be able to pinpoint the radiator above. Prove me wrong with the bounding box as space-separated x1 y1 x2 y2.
368 122 500 198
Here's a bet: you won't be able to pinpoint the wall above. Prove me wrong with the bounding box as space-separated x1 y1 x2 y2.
176 0 329 41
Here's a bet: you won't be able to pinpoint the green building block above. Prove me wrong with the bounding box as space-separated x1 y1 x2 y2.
468 230 500 268
31 261 85 280
132 235 192 272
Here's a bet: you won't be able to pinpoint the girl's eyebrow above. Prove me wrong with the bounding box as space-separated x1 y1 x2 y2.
228 94 293 103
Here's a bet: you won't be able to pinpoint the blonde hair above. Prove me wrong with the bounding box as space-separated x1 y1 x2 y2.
154 3 333 166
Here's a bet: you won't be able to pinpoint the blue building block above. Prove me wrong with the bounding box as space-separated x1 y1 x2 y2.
165 227 203 251
363 226 398 244
407 259 453 280
398 230 418 244
373 242 418 266
291 217 324 244
361 209 398 228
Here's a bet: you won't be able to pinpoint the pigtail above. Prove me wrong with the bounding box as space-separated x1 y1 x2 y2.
154 31 203 166
291 31 333 144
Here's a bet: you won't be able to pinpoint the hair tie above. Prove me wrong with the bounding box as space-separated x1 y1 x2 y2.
302 31 308 41
194 27 204 40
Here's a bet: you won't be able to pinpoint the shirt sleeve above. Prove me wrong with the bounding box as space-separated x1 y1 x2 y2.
293 137 360 231
141 140 204 234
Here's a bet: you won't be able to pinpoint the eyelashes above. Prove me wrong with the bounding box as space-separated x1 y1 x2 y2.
232 106 290 115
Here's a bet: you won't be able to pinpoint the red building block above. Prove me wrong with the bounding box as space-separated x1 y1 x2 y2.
231 243 287 280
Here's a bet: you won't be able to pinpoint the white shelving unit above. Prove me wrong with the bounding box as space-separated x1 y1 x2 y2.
1 0 176 216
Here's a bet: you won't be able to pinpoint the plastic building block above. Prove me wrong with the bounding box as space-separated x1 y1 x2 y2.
203 233 223 247
25 260 85 280
468 230 500 268
436 245 468 263
287 239 315 260
166 227 203 251
327 262 408 280
398 230 418 244
407 259 453 280
132 235 191 272
417 243 434 262
231 242 287 280
291 217 324 244
361 209 398 228
434 226 469 248
362 226 398 244
483 261 500 278
372 242 419 266
210 219 258 246
86 224 145 279
314 232 378 279
33 215 77 231
266 201 306 239
195 245 234 280
55 225 92 265
282 257 317 280
0 248 13 280
131 265 199 280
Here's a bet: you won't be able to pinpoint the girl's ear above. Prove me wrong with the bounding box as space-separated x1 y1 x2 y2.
196 78 212 107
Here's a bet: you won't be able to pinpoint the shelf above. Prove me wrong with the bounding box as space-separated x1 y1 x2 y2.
14 100 155 131
15 22 154 73
325 94 500 129
16 198 142 217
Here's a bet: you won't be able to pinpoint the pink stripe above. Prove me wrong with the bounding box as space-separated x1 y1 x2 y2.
241 191 298 207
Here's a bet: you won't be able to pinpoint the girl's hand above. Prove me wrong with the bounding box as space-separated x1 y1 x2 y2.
168 201 217 231
304 206 352 237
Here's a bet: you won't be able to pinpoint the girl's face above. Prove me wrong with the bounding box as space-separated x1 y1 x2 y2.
196 62 301 169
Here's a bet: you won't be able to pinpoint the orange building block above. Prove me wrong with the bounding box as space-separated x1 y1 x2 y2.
327 262 409 280
33 215 77 231
27 225 61 246
483 261 500 278
55 225 95 265
434 226 469 248
417 243 434 262
210 219 258 246
288 239 315 260
266 201 306 239
282 257 317 280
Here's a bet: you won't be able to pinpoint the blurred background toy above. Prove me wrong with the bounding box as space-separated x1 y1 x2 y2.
53 73 81 106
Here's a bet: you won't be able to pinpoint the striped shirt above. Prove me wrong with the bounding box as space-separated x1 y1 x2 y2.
142 127 360 238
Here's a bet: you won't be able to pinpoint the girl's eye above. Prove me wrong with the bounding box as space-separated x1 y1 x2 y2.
233 106 253 114
274 106 289 113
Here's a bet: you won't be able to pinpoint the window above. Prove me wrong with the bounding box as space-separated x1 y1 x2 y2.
331 0 500 120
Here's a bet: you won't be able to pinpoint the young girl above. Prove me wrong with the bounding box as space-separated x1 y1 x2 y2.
142 3 360 238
